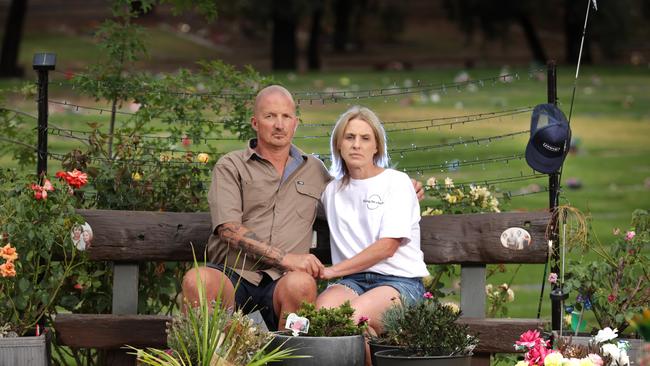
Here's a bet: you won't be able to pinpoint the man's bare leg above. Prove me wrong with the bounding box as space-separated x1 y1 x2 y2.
181 266 235 311
272 271 318 329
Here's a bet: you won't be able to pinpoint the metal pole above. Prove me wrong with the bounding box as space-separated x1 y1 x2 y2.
32 53 56 178
547 60 566 331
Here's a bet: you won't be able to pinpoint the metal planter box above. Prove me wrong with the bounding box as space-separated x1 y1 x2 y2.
0 332 51 366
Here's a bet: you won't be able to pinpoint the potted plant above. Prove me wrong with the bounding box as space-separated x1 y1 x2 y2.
0 169 87 365
372 292 478 366
128 254 297 366
564 209 649 334
269 301 368 365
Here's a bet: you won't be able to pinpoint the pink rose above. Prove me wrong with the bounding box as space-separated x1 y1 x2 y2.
624 231 635 241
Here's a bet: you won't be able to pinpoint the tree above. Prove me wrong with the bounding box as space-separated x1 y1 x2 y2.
0 0 28 78
271 0 298 70
443 0 548 65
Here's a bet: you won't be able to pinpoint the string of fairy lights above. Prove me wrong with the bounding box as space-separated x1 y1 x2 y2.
2 69 552 202
47 68 543 103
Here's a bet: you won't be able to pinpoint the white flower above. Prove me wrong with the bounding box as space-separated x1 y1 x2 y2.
618 351 629 366
601 343 620 362
506 288 515 302
594 327 618 344
426 176 437 187
444 177 454 188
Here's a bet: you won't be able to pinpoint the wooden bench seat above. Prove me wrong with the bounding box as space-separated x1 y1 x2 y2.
54 209 551 365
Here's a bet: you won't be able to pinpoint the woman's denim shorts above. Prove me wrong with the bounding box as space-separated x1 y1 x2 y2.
330 272 426 305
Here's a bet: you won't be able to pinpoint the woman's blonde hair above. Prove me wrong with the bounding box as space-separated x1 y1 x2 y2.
329 106 389 185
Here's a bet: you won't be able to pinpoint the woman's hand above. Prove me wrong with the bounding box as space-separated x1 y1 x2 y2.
321 267 338 280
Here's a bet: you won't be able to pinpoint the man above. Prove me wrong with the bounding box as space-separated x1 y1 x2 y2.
182 85 422 330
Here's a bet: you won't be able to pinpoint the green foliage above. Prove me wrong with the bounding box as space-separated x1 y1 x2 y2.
0 169 85 336
295 301 367 337
422 176 504 215
564 209 650 332
378 297 478 357
129 256 295 366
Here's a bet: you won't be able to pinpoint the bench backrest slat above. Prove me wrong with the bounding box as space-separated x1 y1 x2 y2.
81 209 550 265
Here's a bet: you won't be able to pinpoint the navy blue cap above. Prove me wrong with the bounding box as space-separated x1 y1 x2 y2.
525 104 571 174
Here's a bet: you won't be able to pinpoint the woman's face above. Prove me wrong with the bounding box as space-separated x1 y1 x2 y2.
339 118 378 171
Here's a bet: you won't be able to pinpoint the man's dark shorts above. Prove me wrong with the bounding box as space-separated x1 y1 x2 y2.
206 263 279 330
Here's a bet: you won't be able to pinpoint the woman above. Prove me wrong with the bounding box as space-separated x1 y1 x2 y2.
316 106 429 336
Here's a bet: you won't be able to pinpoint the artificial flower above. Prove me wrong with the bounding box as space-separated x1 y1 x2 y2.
515 329 544 349
543 352 565 366
587 353 604 366
594 327 618 344
601 343 620 362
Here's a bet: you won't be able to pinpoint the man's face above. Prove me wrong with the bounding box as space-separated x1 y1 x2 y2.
251 92 298 149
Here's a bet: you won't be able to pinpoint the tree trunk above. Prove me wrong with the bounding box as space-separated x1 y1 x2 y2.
332 0 350 52
517 14 547 65
271 0 297 70
307 4 323 71
0 0 28 78
564 0 592 64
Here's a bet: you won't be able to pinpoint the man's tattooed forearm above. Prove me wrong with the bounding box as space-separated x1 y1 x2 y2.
217 223 287 268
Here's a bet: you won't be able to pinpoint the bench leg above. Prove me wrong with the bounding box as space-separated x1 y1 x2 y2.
471 353 491 366
106 349 136 366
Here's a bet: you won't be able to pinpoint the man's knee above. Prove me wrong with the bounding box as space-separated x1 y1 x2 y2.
182 267 234 304
277 272 318 301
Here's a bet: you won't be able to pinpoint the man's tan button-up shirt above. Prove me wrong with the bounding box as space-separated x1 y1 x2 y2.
207 140 331 285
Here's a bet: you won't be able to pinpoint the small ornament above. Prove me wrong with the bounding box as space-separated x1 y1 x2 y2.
500 227 532 250
285 313 310 337
71 222 93 251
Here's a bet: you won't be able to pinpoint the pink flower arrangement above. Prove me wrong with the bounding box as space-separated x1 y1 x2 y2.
514 328 627 366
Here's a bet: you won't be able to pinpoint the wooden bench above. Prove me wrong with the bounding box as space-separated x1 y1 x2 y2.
54 209 550 365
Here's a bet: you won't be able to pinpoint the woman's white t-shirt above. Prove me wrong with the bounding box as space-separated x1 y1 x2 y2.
320 169 429 278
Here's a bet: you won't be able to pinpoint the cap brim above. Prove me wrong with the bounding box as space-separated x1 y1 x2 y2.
525 142 565 174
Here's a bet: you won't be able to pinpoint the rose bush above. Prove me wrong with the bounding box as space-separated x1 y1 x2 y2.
0 169 86 336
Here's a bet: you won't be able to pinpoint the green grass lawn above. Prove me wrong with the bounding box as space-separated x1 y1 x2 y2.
2 28 649 330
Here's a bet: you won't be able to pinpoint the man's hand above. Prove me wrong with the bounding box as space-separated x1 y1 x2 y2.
281 253 325 278
320 267 338 280
411 179 425 201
